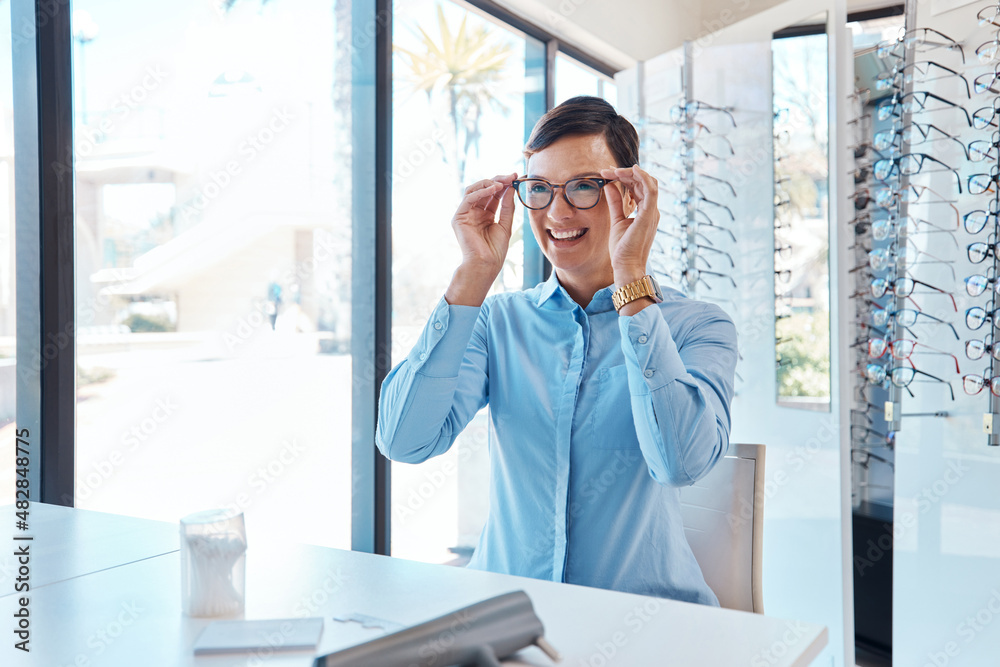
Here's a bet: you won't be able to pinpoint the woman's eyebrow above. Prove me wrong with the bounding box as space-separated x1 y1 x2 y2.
524 172 603 180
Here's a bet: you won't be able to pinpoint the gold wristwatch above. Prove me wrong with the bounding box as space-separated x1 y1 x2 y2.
612 275 664 312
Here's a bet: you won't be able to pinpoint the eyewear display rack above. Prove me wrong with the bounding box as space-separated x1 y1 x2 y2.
643 40 740 305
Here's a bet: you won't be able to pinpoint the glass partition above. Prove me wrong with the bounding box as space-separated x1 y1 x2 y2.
0 7 14 504
772 21 832 410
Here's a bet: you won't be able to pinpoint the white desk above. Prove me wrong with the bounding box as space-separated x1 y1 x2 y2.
2 505 827 666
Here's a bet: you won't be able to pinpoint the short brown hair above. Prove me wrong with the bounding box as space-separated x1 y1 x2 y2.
523 96 639 169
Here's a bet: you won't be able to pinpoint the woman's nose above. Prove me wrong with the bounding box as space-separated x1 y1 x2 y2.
547 190 575 221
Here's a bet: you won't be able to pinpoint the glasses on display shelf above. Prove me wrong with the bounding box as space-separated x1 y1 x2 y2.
675 195 734 220
657 226 721 250
867 362 957 400
675 143 731 162
669 267 738 290
868 245 956 281
867 337 961 373
973 66 1000 95
872 307 960 339
871 216 959 247
876 92 973 126
670 100 737 127
963 372 1000 396
872 153 963 192
850 408 877 426
869 183 959 216
969 132 1000 164
775 269 792 284
871 275 958 311
851 449 896 469
671 244 735 269
966 336 1000 361
980 4 1000 28
876 61 971 97
873 121 970 158
662 215 738 243
669 121 712 141
969 239 1000 264
965 273 1000 297
851 141 897 161
896 27 966 62
972 99 1000 129
968 167 1000 195
775 242 793 260
966 305 1000 330
963 203 1000 234
850 424 893 444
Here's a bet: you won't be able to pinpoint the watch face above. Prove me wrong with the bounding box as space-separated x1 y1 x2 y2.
649 276 664 302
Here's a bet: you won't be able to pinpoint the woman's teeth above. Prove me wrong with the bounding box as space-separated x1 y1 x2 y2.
549 228 586 240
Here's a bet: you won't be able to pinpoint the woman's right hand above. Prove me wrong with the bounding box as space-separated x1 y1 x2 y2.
445 173 518 306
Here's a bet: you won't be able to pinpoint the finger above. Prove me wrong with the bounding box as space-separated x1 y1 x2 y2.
456 181 504 216
497 185 516 237
603 179 627 223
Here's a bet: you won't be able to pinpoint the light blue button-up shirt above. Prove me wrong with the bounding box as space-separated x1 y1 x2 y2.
376 272 738 605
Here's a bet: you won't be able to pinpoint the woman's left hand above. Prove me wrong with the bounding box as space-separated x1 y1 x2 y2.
601 165 660 284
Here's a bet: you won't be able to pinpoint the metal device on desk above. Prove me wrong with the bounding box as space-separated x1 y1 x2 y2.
312 590 560 667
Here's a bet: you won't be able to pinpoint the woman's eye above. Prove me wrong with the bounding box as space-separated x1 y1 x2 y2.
571 180 598 192
528 183 550 194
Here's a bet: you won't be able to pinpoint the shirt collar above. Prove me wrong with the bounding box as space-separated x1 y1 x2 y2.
534 271 615 313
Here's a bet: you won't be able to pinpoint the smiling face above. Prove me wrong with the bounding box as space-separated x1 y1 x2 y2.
524 133 619 286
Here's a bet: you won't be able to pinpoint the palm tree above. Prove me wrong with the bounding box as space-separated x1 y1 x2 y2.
395 4 514 187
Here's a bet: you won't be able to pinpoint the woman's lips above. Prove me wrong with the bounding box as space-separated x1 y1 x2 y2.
547 228 588 244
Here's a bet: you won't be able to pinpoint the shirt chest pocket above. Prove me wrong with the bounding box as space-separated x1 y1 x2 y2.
592 365 641 450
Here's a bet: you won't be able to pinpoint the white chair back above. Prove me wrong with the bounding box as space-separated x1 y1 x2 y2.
679 443 765 614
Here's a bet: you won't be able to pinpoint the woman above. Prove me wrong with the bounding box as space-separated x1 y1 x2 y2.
377 96 738 605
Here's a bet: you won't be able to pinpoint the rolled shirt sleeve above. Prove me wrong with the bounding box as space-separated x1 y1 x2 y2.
618 302 738 486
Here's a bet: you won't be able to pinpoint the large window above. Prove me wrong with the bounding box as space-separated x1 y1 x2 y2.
71 0 353 548
390 0 541 564
554 52 616 106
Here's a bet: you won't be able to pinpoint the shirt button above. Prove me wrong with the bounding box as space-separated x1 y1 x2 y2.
419 353 427 361
433 322 443 330
643 369 654 378
637 334 648 344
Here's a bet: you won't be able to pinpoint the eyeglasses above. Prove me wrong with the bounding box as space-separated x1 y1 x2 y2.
868 244 956 280
966 273 1000 297
871 215 959 247
969 240 1000 264
876 91 973 126
865 362 956 400
974 64 1000 95
964 204 1000 234
963 373 1000 396
966 336 1000 361
867 337 961 373
876 61 971 97
669 266 737 290
851 448 895 469
969 167 1000 195
972 98 1000 129
967 305 1000 330
675 195 734 221
872 306 960 339
873 121 970 159
897 27 966 62
670 101 737 127
662 215 738 243
872 153 962 192
981 4 1000 28
871 276 957 311
969 131 1000 163
670 243 735 268
512 177 613 210
850 424 892 445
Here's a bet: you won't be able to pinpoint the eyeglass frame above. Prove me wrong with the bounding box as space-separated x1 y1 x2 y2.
511 177 616 210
